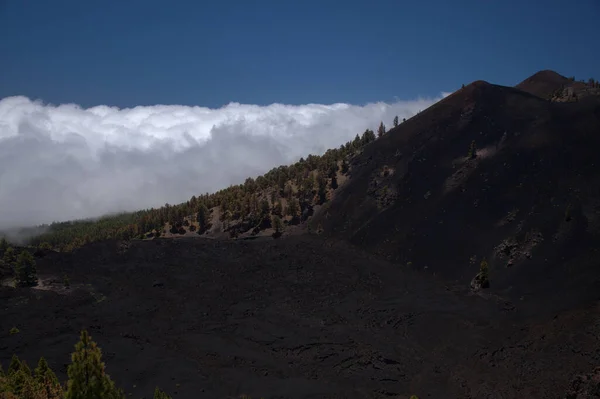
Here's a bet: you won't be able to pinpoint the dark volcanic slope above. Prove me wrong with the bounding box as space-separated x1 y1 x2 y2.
1 237 599 399
515 69 572 98
314 76 600 316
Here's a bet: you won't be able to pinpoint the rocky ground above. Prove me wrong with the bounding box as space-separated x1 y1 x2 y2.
1 235 599 398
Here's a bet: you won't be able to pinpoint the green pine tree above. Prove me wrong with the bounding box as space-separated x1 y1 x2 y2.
393 115 399 127
3 246 17 266
154 387 173 399
65 330 125 399
341 159 349 174
35 357 63 398
286 198 299 218
14 251 38 287
468 140 477 159
5 356 31 397
272 216 283 233
377 121 386 138
8 355 22 376
197 203 210 232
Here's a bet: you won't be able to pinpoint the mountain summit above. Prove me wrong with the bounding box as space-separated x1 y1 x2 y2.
314 70 600 315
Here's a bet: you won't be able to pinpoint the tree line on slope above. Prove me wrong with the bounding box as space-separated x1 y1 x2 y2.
16 118 405 251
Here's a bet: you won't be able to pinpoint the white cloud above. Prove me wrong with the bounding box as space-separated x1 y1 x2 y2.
0 94 445 228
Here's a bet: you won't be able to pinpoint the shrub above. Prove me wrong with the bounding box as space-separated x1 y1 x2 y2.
9 327 19 335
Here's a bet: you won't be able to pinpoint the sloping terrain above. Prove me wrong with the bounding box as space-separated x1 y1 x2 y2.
313 74 600 318
1 237 599 399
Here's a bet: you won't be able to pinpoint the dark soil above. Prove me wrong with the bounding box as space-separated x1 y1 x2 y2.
1 236 599 399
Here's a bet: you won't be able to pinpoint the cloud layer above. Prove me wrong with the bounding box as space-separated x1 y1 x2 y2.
0 93 448 228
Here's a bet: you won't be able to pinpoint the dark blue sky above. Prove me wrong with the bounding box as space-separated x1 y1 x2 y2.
1 0 599 108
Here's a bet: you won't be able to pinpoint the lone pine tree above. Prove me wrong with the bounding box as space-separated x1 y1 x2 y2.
468 140 477 159
65 330 125 399
153 387 173 399
377 121 386 138
14 251 38 287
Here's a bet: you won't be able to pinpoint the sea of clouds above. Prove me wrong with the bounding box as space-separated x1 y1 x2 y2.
0 93 449 228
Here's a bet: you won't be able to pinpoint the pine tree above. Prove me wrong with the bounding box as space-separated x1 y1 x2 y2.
3 247 17 266
479 259 489 288
35 357 63 398
286 198 299 218
272 216 283 234
197 203 210 232
39 242 52 251
15 251 38 287
259 198 270 217
154 387 173 399
331 175 338 190
273 201 283 217
5 356 31 397
467 140 477 159
316 174 327 204
352 134 361 149
377 121 386 138
8 355 22 376
65 330 125 399
360 129 376 145
393 115 399 127
341 159 349 174
0 237 8 252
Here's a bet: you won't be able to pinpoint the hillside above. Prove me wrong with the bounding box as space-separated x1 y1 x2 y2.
2 69 600 398
14 127 377 252
312 73 600 315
